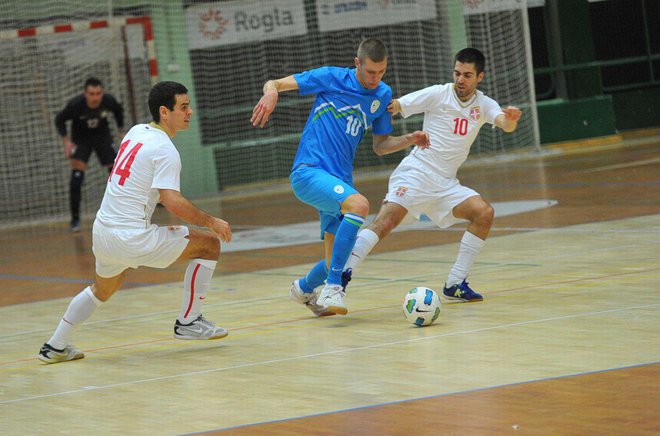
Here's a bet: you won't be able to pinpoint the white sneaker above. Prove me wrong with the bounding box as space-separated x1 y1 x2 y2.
317 284 348 315
290 280 335 317
38 343 84 364
174 315 229 340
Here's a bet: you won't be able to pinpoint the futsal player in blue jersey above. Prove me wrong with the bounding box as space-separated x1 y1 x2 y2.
251 38 430 316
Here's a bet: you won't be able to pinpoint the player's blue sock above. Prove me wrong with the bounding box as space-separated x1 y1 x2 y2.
299 260 328 293
327 213 364 285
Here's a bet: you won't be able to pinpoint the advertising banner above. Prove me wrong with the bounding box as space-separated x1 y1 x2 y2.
316 0 437 33
186 0 307 49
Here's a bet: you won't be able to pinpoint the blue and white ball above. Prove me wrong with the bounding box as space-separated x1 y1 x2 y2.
402 287 441 327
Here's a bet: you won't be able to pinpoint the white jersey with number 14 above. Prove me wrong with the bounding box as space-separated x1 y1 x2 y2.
96 124 181 229
398 83 504 179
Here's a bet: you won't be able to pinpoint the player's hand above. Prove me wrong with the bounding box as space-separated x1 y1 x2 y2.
387 99 402 116
209 217 232 243
503 106 522 122
251 90 278 128
64 138 76 159
410 131 430 149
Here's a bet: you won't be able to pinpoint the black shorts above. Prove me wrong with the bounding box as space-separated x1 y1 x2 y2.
70 137 116 166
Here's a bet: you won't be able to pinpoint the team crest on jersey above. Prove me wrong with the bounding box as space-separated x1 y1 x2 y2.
370 100 380 113
469 107 481 121
395 186 408 197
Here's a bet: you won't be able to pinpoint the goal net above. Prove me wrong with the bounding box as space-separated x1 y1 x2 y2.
463 0 540 155
0 12 154 227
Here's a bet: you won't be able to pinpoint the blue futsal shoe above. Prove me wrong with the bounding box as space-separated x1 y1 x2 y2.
442 280 483 302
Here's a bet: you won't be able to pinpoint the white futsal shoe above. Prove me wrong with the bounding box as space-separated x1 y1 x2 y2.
174 315 228 340
38 343 84 364
317 284 348 315
290 279 335 317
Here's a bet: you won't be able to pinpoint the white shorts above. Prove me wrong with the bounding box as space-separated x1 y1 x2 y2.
384 159 479 229
92 221 190 278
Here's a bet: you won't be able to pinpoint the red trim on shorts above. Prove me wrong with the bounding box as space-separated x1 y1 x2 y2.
184 263 201 318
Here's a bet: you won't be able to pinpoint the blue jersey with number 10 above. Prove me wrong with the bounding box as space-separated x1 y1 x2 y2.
292 66 393 184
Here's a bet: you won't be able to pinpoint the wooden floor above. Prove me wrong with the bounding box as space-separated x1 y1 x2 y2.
1 132 659 435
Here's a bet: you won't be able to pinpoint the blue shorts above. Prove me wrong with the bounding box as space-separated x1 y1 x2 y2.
290 165 358 239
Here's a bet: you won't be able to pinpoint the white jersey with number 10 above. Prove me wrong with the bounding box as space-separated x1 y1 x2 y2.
96 124 181 229
398 83 504 179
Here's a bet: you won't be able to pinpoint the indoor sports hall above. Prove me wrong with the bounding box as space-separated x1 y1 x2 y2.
1 1 658 435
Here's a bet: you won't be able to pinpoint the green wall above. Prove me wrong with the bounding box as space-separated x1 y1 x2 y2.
536 96 616 144
535 0 659 142
610 87 660 131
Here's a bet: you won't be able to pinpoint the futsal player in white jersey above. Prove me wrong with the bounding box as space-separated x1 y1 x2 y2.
344 48 522 302
38 81 232 364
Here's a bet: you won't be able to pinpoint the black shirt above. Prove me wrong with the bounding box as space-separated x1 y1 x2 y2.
54 94 124 143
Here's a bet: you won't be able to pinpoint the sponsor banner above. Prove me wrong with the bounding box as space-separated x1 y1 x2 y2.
316 0 437 33
463 0 532 15
186 0 307 49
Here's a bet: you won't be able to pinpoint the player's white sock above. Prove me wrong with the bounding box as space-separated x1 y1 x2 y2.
446 231 485 286
344 228 380 272
178 259 217 324
47 286 102 349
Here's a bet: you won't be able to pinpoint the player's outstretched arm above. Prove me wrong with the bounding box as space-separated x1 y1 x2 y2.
372 131 430 156
495 106 522 133
159 189 232 242
251 75 298 128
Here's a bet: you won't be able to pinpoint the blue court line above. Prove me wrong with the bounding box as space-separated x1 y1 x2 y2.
191 361 659 435
0 273 155 288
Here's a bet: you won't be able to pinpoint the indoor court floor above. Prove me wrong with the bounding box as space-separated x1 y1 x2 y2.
1 131 659 435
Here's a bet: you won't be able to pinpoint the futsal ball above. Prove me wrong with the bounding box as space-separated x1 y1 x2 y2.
402 287 441 327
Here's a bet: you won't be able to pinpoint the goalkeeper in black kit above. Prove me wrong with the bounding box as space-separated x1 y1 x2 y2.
55 77 125 232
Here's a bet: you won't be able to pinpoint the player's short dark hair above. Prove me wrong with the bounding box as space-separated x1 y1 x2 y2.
357 38 388 63
148 81 188 123
455 48 486 74
84 77 103 89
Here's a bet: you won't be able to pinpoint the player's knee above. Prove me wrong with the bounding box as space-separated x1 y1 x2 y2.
201 234 220 260
91 282 117 302
185 230 220 261
477 203 494 227
71 159 87 171
343 194 369 217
